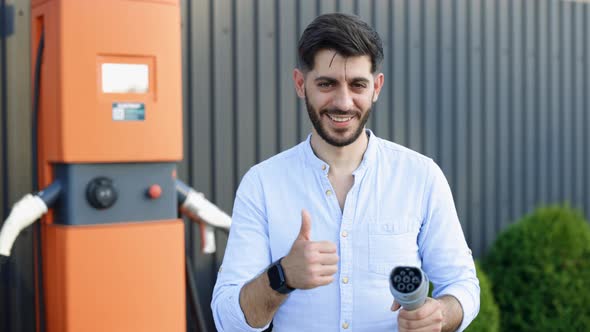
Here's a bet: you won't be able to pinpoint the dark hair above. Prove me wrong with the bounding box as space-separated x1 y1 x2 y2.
297 13 384 73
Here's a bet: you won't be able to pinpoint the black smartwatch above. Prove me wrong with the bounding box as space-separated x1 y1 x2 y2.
267 257 295 294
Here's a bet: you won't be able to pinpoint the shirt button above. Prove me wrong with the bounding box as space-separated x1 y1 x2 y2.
341 230 348 238
342 321 349 329
342 276 349 284
326 189 333 196
322 164 327 170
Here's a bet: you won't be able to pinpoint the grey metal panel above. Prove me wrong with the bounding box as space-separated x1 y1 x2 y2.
5 0 32 202
257 0 278 162
454 0 468 230
356 0 371 24
213 0 235 211
562 1 574 206
588 4 590 215
509 0 523 221
538 0 549 205
190 0 213 199
386 0 396 140
483 0 497 252
407 0 422 153
546 0 555 205
423 0 438 160
0 0 5 224
438 0 454 184
468 0 483 256
497 0 511 231
338 0 355 14
236 0 257 181
575 4 585 211
0 0 7 325
549 0 561 205
524 0 536 212
392 0 407 146
187 2 218 332
278 0 298 151
0 3 6 260
177 2 196 330
3 1 34 331
373 0 391 138
319 0 336 14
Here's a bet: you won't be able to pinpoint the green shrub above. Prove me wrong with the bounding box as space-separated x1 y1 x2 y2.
465 262 500 332
483 205 590 332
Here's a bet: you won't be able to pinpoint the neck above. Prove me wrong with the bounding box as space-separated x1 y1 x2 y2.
310 129 369 174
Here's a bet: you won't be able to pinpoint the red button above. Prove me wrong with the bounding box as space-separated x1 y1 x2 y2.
148 184 162 199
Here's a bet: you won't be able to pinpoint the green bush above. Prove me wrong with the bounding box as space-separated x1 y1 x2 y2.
483 205 590 332
465 262 500 332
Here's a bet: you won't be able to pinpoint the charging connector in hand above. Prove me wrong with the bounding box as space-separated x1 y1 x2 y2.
389 266 429 311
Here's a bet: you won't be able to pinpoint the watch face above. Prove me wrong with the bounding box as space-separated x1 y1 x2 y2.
268 264 284 290
268 260 294 294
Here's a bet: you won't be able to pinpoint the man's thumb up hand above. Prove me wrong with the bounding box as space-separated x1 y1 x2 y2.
280 209 339 290
296 209 312 241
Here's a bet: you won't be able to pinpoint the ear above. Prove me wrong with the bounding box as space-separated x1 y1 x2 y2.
371 73 385 103
293 68 306 99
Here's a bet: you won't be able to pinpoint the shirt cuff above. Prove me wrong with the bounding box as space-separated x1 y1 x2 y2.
437 284 480 332
229 286 272 332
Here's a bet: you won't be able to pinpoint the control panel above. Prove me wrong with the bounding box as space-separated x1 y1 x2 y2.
54 163 177 225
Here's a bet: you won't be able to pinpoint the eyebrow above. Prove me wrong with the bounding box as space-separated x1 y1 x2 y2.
314 76 338 84
314 76 370 84
349 77 370 84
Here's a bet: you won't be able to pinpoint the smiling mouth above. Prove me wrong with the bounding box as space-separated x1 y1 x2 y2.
327 114 354 122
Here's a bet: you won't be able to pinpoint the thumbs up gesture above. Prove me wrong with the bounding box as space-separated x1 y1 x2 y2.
280 210 339 290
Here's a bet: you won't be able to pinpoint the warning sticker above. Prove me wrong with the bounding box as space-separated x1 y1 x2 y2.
112 102 145 121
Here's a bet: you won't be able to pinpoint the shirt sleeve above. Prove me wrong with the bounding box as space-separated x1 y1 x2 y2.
211 167 272 332
417 160 480 332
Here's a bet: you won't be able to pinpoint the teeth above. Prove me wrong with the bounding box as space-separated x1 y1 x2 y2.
328 115 353 122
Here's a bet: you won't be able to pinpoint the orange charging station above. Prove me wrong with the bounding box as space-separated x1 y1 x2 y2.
31 0 185 330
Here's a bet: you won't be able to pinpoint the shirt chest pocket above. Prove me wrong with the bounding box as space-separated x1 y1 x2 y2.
368 223 421 276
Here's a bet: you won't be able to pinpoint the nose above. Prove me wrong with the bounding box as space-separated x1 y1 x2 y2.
331 86 354 111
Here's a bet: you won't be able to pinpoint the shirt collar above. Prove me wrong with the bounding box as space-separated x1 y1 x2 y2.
301 129 378 175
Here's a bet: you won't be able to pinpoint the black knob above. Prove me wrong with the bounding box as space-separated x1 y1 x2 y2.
86 177 117 209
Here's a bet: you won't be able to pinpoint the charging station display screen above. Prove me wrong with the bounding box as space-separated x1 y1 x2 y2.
102 63 149 93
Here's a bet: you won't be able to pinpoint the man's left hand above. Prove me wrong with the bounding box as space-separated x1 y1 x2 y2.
391 297 444 332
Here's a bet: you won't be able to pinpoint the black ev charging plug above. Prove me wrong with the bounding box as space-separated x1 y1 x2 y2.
389 266 429 311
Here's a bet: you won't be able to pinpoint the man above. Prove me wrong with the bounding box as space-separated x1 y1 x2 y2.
212 13 479 332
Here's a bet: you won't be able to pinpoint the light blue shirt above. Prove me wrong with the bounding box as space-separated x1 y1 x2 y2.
212 130 480 332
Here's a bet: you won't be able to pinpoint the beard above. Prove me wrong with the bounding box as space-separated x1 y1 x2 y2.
305 94 372 147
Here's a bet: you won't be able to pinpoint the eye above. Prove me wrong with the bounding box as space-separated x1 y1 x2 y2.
318 81 333 88
352 82 367 89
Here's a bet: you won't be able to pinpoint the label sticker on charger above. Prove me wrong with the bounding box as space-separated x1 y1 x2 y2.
112 102 145 121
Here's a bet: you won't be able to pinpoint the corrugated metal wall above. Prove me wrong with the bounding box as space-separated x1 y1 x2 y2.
183 0 590 256
2 0 590 331
1 1 36 331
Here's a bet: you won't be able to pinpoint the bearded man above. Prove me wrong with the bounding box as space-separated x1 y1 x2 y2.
211 13 480 332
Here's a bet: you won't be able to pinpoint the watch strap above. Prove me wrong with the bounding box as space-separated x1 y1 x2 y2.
267 257 295 294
